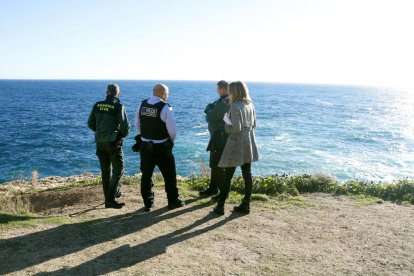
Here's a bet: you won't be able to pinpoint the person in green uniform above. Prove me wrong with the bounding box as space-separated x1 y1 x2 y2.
199 80 230 199
88 83 130 209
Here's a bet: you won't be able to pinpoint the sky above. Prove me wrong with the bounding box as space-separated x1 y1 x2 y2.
0 0 413 87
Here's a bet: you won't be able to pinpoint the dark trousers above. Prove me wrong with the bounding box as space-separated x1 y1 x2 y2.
96 142 124 203
219 163 252 203
140 141 179 206
208 149 225 192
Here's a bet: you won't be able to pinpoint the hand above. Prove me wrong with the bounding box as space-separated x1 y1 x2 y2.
223 113 232 125
204 103 214 114
131 135 142 152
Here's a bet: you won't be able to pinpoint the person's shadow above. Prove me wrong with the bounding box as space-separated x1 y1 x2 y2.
0 199 240 275
37 211 240 275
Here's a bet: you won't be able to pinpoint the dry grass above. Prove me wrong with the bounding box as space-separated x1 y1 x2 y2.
31 170 39 185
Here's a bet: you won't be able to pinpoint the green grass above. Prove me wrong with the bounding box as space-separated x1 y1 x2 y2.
351 195 384 207
0 211 69 230
181 174 414 205
2 172 412 231
251 194 269 201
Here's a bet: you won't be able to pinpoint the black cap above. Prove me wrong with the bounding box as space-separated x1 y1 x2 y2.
107 83 120 96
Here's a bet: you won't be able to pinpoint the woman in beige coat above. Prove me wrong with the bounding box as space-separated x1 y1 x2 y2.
213 81 259 215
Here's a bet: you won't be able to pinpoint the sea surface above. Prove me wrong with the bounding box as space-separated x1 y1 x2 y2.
0 80 413 183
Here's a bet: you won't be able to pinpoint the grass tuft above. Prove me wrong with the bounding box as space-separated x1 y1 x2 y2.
351 195 384 206
251 194 269 201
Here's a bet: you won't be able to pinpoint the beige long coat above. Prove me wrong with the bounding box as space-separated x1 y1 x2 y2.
218 100 259 168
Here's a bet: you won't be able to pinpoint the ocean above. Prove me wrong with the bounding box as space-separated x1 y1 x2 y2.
0 80 413 184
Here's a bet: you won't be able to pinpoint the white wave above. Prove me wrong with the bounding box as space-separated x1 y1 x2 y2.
316 99 334 106
273 133 291 142
195 131 209 136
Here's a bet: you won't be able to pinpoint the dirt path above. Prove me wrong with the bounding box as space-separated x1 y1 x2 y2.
1 185 413 275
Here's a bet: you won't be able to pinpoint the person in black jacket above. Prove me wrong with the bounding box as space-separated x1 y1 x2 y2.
88 83 130 209
135 84 184 212
199 80 230 198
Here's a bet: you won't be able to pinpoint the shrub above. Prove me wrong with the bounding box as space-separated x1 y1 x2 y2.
181 173 414 205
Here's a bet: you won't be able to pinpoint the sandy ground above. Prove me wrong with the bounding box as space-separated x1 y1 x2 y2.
0 184 413 275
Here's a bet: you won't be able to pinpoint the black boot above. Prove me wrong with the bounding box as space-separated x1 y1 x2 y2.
213 201 225 215
199 187 218 197
233 201 250 214
168 199 185 210
105 200 126 209
211 194 220 202
144 202 154 212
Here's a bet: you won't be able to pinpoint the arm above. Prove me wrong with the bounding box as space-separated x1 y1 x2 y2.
206 101 229 123
161 105 177 141
118 105 130 138
253 105 257 129
135 102 142 134
204 103 214 114
225 104 242 134
87 104 96 132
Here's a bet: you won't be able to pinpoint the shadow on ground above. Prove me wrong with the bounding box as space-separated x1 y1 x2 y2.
0 198 241 275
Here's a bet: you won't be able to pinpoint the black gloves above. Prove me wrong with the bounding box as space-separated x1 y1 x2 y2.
132 134 142 152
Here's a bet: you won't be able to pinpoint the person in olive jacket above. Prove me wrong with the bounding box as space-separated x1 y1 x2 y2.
88 83 130 209
200 80 230 198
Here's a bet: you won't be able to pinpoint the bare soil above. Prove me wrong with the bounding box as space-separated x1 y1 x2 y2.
1 184 413 275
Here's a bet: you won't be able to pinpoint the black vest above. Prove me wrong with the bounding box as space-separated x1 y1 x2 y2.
139 99 170 140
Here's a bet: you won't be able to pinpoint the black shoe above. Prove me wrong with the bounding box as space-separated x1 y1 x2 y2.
211 195 220 202
168 199 185 210
213 202 225 215
115 191 123 198
233 201 250 214
144 204 153 212
105 200 125 209
199 188 218 197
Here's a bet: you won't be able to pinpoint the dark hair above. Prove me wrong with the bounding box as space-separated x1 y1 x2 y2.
217 80 228 89
107 83 120 96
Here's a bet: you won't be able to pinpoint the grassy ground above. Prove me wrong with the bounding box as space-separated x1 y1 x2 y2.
1 174 413 275
2 172 412 227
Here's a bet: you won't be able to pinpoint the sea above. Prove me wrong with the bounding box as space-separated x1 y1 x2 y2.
0 80 413 184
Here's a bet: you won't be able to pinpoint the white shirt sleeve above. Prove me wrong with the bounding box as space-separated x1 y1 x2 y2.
160 105 177 141
135 102 142 134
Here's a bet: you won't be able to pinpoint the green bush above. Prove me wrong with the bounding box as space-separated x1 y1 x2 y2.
181 174 414 205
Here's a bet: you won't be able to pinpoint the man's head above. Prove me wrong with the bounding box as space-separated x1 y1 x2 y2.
217 80 228 97
106 83 120 97
153 83 169 101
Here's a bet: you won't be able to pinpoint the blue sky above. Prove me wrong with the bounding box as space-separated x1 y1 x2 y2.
0 0 413 87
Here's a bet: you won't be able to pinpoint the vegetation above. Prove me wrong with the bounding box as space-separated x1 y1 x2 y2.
1 173 412 229
0 211 68 230
181 173 414 205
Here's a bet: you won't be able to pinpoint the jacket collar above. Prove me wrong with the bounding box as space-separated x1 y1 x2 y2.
106 95 120 104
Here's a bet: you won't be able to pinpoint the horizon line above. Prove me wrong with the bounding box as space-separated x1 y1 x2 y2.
0 78 397 88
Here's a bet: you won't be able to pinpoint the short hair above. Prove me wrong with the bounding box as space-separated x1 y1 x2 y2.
229 81 252 104
107 83 120 96
217 80 228 90
153 83 168 97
